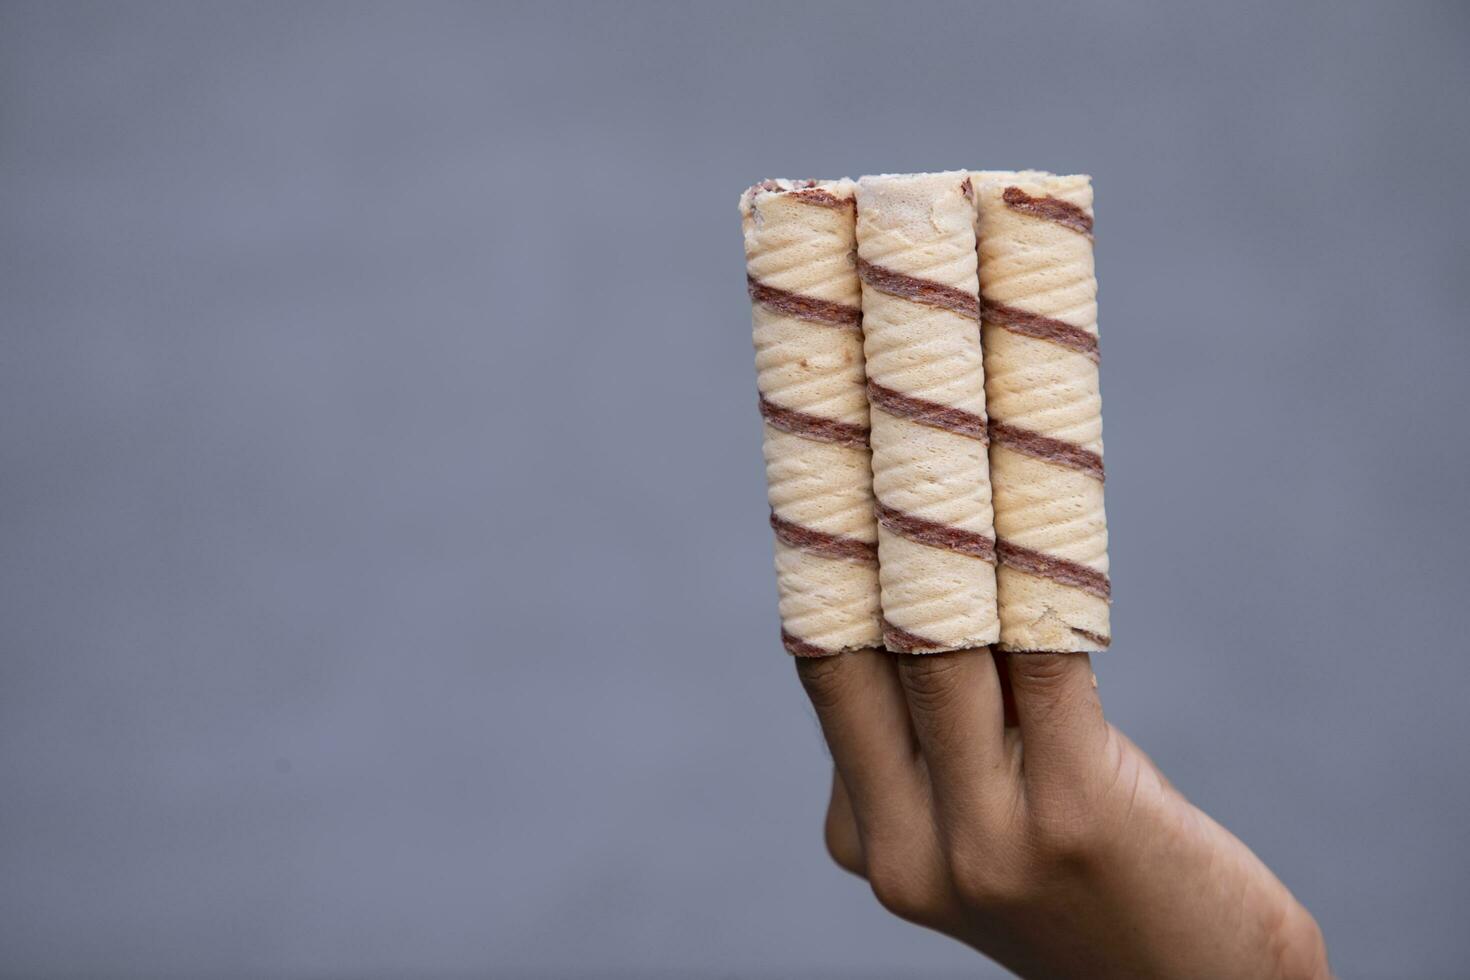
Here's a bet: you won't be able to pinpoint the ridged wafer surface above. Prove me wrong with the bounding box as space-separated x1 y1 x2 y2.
855 172 999 653
975 174 1110 652
740 179 881 655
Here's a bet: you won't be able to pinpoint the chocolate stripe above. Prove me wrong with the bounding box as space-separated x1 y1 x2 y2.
989 421 1104 481
770 510 878 564
759 395 869 449
749 181 853 210
748 275 862 328
1069 627 1111 649
875 502 996 562
753 178 817 194
790 187 854 209
997 540 1110 600
982 297 1099 361
1002 186 1094 238
881 617 947 654
857 258 979 321
867 381 988 443
781 629 839 657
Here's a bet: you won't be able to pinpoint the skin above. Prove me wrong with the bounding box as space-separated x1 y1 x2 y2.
796 649 1331 979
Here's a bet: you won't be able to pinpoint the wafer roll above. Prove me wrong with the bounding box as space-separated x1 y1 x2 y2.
975 174 1110 652
740 179 882 656
855 172 999 653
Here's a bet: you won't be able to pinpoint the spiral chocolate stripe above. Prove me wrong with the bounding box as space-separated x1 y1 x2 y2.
866 381 988 443
1002 186 1094 238
747 275 862 328
758 394 869 448
989 421 1104 481
875 501 996 562
770 510 878 565
981 297 1100 361
782 629 840 657
790 187 856 209
996 540 1110 600
752 179 855 211
1070 627 1111 649
881 617 946 654
856 257 980 321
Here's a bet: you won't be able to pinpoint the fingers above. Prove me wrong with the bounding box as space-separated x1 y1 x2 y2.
893 649 1011 824
1003 652 1107 787
992 650 1020 728
796 650 928 843
824 769 865 877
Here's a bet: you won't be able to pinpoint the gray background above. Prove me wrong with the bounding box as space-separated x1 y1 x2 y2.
2 1 1467 977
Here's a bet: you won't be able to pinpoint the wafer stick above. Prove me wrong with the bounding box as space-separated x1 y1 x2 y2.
855 172 999 653
974 174 1110 652
740 179 882 656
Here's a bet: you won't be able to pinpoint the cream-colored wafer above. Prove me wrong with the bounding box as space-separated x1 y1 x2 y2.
740 179 881 656
855 172 999 653
975 174 1110 652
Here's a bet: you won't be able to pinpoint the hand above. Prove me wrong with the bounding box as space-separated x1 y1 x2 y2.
797 649 1330 979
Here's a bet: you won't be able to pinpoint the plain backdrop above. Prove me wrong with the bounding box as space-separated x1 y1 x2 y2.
3 2 1469 977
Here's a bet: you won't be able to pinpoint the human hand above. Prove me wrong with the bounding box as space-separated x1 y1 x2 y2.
797 649 1330 978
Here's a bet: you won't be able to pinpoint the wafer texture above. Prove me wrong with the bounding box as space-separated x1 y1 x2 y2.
740 179 882 656
974 173 1110 652
855 172 999 653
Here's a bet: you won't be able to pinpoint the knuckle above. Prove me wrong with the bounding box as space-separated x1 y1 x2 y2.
795 655 850 712
1023 797 1111 871
896 652 967 715
868 872 933 923
951 868 1018 910
947 849 1028 909
823 817 864 877
866 850 941 924
1006 653 1075 690
1029 812 1099 862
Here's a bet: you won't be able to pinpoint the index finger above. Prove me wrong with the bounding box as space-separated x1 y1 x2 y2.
1002 652 1107 786
894 649 1011 824
795 650 927 842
